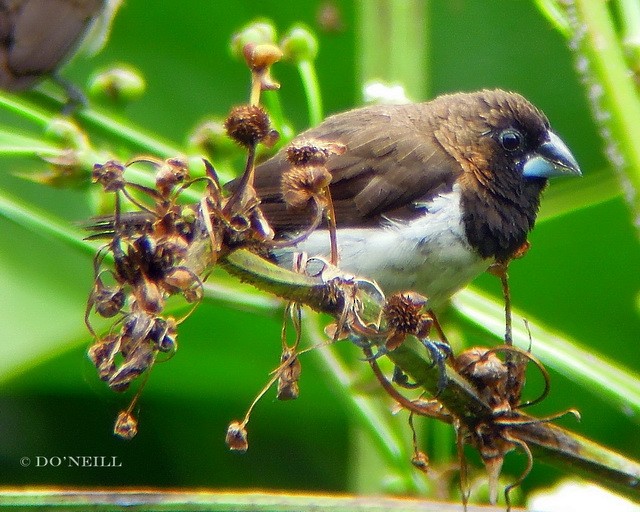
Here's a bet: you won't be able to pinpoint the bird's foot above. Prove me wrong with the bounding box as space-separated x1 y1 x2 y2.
420 338 452 396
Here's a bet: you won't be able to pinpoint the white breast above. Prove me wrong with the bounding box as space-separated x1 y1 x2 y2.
276 185 491 308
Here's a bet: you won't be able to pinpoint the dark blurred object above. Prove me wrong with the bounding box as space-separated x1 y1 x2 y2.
0 0 105 91
316 1 344 33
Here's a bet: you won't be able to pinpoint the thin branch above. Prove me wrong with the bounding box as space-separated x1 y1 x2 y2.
220 248 640 502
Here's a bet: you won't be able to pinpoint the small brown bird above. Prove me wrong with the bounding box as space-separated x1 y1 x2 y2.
0 0 104 91
253 89 582 308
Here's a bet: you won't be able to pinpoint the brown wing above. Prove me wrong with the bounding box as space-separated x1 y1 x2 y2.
251 102 463 232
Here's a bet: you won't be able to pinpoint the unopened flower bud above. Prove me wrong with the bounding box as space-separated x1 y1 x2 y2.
88 65 146 104
281 25 318 62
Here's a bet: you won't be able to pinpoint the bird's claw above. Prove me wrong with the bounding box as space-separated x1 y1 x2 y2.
392 365 420 389
421 338 451 396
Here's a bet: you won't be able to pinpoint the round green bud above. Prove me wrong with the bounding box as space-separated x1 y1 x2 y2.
88 65 146 104
187 119 239 161
281 24 318 62
45 118 88 151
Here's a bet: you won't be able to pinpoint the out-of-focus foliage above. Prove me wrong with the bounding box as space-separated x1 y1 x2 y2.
0 0 637 505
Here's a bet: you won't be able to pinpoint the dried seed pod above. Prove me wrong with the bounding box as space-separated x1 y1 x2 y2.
285 139 345 167
225 420 249 452
92 160 125 192
114 411 138 440
148 316 178 353
155 158 189 197
91 279 125 318
281 165 332 210
276 348 301 401
224 104 273 148
87 334 120 381
382 292 432 350
411 450 430 474
107 341 155 393
455 347 509 411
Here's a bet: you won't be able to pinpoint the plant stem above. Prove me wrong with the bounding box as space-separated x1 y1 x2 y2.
356 0 428 101
304 315 427 494
617 0 640 71
297 60 323 126
564 0 640 231
220 249 640 501
453 287 640 421
0 92 52 126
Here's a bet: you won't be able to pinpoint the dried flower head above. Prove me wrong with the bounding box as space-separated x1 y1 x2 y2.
155 158 189 197
382 292 432 350
285 139 345 167
224 105 274 147
455 347 509 410
92 160 126 192
276 348 302 400
114 411 138 440
411 450 430 474
225 420 249 452
281 166 332 209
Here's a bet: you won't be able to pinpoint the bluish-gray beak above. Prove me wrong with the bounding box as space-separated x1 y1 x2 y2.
522 131 582 179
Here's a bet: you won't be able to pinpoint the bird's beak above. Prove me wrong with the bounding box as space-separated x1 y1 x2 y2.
522 131 582 179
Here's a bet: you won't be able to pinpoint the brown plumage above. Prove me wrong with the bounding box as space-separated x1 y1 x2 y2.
252 89 579 263
0 0 103 91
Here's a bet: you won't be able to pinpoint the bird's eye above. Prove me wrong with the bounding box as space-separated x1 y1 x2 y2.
499 129 523 151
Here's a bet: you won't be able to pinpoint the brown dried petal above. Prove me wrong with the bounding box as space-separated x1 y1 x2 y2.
108 342 155 392
163 268 201 300
133 280 164 315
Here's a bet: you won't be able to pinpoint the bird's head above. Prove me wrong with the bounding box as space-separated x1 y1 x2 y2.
432 89 581 203
430 89 581 260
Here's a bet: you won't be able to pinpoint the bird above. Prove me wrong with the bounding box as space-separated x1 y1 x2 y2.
251 89 582 309
0 0 106 91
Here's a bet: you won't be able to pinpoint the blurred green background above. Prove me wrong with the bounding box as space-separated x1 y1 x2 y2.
0 0 638 505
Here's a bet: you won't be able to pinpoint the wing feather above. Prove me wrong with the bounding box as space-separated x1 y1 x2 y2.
247 102 463 232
